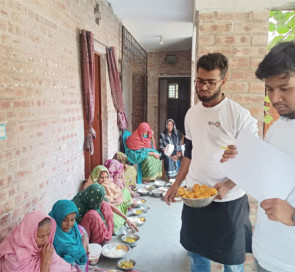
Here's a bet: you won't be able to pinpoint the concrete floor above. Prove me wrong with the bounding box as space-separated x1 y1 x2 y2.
89 186 256 272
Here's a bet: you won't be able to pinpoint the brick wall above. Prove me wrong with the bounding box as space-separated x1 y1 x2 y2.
196 10 269 271
197 10 269 135
0 0 122 241
147 50 191 143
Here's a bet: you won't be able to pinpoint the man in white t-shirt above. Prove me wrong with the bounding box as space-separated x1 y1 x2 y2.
165 53 258 272
221 41 295 272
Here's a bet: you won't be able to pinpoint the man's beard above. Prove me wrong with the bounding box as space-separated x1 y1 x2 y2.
279 112 295 119
197 86 222 102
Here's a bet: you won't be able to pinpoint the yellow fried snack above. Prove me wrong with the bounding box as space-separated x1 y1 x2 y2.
206 187 218 196
192 183 200 191
179 184 218 199
177 187 186 196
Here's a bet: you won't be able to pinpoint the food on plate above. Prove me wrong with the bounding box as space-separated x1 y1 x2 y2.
124 237 136 243
178 184 218 199
134 209 143 214
119 260 134 269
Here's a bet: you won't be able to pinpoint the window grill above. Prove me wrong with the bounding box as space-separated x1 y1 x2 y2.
122 26 148 125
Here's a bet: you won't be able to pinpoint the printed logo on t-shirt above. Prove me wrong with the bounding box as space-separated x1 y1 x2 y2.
208 121 221 127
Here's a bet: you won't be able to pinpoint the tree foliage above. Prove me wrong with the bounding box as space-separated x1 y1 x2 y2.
268 10 295 50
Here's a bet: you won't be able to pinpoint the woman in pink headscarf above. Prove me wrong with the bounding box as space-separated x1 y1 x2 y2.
0 211 77 272
104 159 139 197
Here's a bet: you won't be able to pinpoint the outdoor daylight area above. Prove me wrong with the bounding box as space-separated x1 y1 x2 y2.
0 0 295 272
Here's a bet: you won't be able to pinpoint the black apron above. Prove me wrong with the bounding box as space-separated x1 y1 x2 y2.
180 194 252 265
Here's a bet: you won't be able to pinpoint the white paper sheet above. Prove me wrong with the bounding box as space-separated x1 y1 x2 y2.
219 130 295 202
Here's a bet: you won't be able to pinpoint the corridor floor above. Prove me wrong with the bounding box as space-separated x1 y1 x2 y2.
90 185 256 272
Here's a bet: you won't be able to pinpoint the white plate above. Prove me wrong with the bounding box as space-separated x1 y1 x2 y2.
137 188 149 195
154 180 166 187
127 216 146 225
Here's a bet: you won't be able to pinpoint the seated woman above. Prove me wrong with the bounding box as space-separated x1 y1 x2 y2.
49 200 88 272
124 122 162 184
92 165 139 234
72 183 114 245
75 169 138 237
0 211 77 272
104 158 139 198
159 118 183 180
113 151 137 189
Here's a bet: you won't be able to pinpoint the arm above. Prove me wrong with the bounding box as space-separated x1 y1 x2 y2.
148 151 160 159
260 198 295 226
109 203 139 232
78 225 89 254
164 156 191 205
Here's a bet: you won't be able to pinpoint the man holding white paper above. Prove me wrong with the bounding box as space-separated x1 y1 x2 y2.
221 41 295 272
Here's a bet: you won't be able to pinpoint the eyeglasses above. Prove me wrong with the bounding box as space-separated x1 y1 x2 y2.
194 79 224 90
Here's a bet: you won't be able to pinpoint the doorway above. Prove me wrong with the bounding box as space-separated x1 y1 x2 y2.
84 53 103 178
159 77 191 137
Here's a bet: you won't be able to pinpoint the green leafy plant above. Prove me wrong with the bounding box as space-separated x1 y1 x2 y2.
268 10 295 50
264 95 273 124
264 10 295 127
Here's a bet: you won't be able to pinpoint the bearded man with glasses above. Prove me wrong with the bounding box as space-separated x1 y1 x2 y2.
165 53 258 272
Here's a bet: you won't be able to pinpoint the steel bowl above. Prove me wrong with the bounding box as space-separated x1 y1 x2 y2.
121 233 140 247
131 207 145 216
119 226 135 236
101 242 130 259
181 194 218 208
180 188 218 208
126 216 146 226
134 198 146 207
154 180 166 187
151 188 166 197
137 187 149 196
117 258 136 271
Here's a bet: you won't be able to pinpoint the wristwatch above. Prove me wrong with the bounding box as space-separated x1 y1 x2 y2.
292 212 295 225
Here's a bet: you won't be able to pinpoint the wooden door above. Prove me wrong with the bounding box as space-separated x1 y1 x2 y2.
84 53 103 178
158 77 190 136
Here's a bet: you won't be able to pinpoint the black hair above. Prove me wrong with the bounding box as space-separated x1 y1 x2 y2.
38 217 52 227
197 53 228 78
255 41 295 80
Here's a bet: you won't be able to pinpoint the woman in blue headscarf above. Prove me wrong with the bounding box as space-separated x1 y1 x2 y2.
49 199 88 272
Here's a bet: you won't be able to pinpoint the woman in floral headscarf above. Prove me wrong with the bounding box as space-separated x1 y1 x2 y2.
104 159 139 197
124 122 162 184
0 211 77 272
90 165 138 234
77 166 139 235
72 183 114 244
113 152 137 189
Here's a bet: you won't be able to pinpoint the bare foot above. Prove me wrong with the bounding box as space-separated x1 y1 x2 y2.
142 180 150 184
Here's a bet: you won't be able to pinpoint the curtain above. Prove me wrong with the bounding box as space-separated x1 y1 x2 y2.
80 30 96 155
106 47 129 130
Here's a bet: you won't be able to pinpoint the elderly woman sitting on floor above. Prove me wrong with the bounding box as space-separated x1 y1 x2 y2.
113 151 137 189
0 211 77 272
79 166 139 235
104 158 139 198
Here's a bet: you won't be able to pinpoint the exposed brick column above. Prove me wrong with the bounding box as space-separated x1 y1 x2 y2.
197 10 269 136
